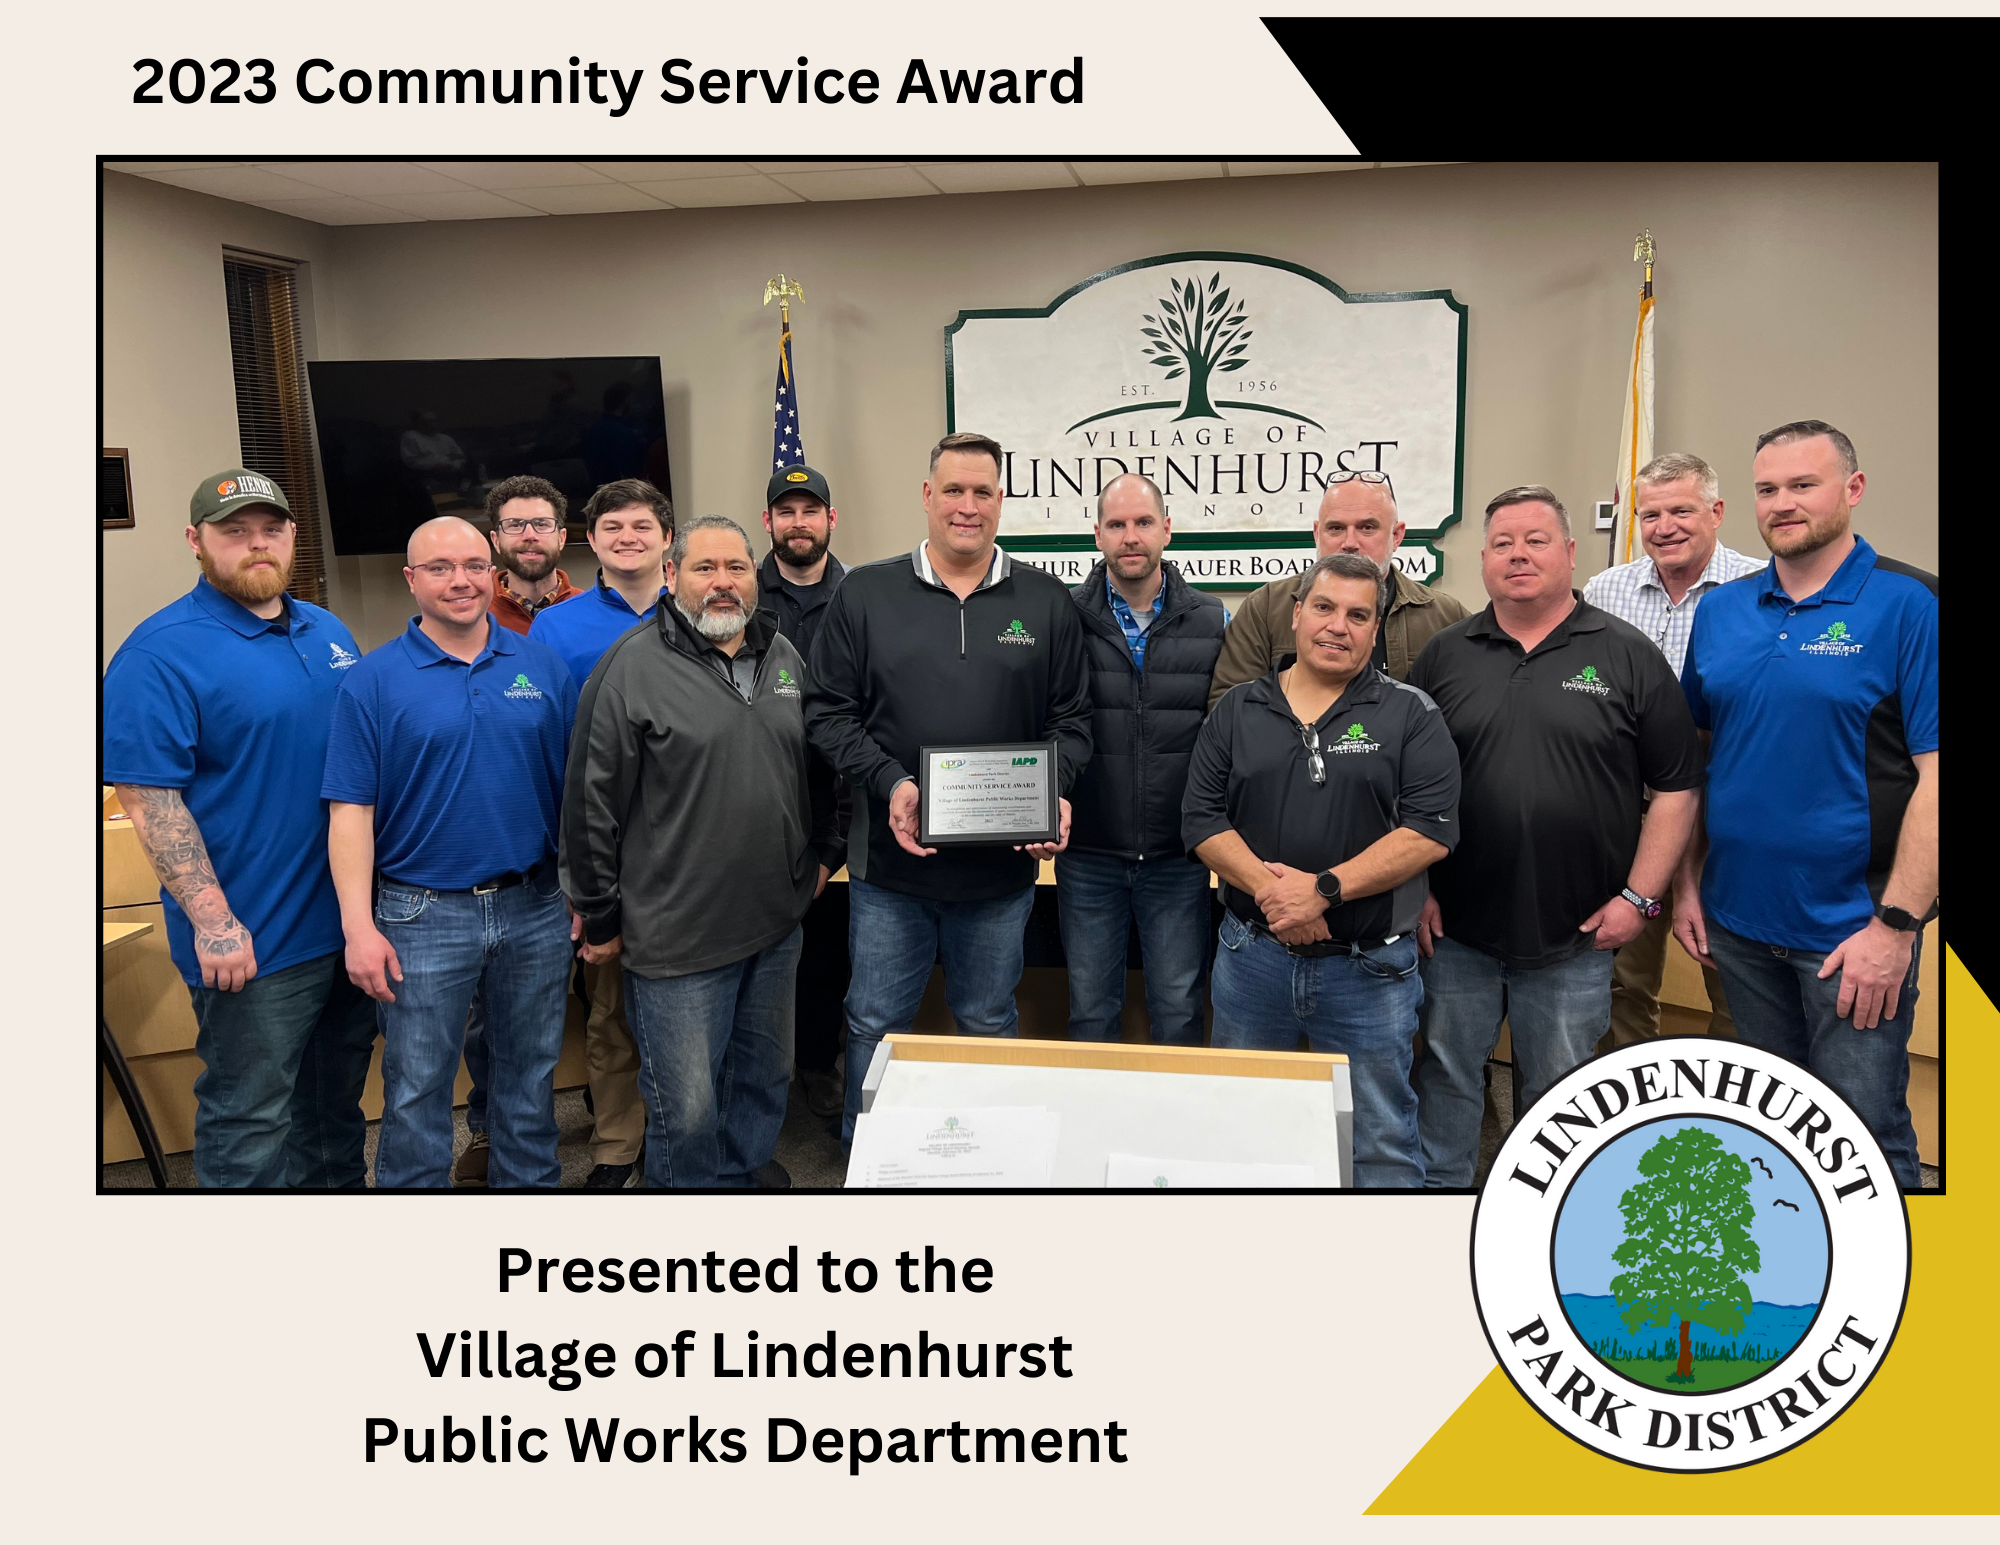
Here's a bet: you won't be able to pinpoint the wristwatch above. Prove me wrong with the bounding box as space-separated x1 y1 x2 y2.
1619 887 1663 919
1874 903 1921 933
1315 869 1343 905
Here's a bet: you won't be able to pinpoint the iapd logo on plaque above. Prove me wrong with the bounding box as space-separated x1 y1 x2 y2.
1470 1039 1911 1472
945 252 1466 588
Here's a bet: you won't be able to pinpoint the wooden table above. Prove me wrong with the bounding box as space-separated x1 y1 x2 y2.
102 919 168 1188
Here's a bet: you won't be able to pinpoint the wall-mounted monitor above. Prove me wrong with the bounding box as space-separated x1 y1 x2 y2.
305 356 671 557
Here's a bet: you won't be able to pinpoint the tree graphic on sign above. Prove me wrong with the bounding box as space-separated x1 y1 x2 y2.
1142 273 1251 421
1609 1126 1760 1384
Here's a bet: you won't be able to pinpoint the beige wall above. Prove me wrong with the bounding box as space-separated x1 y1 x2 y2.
101 173 338 660
103 163 1937 656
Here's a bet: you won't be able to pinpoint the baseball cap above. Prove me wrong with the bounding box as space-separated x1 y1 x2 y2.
190 469 293 525
766 464 832 508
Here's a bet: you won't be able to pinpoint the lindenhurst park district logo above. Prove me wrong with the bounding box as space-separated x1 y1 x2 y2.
1470 1039 1909 1472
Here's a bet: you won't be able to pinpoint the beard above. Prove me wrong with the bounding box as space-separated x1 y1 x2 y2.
199 545 290 605
774 527 831 568
496 543 558 582
1761 512 1844 559
676 589 749 642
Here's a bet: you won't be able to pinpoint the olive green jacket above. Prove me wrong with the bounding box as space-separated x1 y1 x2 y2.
1206 566 1470 709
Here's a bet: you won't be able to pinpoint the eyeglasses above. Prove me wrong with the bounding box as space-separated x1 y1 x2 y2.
1325 470 1395 494
1300 724 1325 786
412 559 495 580
495 517 560 535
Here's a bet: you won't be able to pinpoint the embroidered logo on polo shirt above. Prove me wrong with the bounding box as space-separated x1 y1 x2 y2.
1563 665 1612 697
998 619 1036 646
503 672 545 700
1327 722 1381 755
773 667 802 698
1799 621 1864 657
328 641 358 670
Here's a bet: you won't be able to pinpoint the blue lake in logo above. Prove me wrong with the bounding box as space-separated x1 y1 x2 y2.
1553 1116 1829 1394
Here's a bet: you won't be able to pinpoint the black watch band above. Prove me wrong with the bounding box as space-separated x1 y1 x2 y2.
1874 903 1921 933
1315 868 1342 905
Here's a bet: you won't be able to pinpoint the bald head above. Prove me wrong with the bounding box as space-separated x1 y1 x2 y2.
406 515 487 567
1313 478 1405 572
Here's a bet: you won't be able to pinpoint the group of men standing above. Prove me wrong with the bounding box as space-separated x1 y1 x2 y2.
103 416 1936 1192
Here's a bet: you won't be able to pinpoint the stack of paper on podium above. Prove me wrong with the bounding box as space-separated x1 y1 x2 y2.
846 1036 1350 1188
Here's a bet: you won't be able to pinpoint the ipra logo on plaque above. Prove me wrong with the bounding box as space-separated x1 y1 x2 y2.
945 252 1466 588
1469 1040 1910 1472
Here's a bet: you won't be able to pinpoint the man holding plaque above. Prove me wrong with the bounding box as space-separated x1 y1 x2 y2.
805 431 1093 1145
1183 553 1461 1187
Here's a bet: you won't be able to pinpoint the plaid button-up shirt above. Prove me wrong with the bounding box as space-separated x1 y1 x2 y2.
1106 572 1166 669
1582 542 1766 676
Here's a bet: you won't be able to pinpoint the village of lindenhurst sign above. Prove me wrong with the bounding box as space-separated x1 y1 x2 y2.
946 252 1467 589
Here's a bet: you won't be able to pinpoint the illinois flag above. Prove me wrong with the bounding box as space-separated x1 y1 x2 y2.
1610 263 1655 564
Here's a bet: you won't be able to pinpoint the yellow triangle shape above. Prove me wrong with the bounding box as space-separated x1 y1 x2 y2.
1370 947 1999 1514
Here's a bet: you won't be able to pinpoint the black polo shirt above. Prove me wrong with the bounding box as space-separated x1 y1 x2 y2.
1182 662 1460 942
1407 594 1703 970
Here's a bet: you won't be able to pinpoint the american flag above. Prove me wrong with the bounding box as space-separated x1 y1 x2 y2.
772 316 804 471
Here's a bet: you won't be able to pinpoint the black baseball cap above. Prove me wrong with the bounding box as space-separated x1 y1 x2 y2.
766 464 832 507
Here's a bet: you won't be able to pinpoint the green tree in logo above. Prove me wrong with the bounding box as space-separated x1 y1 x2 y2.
1342 723 1369 740
1610 1127 1760 1384
1826 622 1849 641
1007 619 1027 636
514 674 533 690
1141 273 1251 421
779 669 794 685
1578 667 1600 683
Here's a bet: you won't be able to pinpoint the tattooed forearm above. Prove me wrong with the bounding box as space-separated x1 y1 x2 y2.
115 784 249 955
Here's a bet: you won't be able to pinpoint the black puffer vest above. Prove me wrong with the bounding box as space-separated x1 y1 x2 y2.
1068 559 1227 859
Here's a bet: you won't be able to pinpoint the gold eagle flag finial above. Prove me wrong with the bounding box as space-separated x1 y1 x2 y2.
1633 229 1655 287
763 275 804 324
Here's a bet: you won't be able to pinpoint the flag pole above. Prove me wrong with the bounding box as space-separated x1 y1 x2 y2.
1611 230 1657 568
764 275 807 472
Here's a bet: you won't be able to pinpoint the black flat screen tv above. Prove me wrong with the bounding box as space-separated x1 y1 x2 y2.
306 356 671 556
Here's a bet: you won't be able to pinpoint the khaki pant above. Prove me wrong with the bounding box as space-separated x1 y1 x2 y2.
584 959 646 1165
1601 911 1735 1052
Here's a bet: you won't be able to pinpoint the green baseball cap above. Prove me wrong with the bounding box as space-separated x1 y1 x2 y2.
190 468 293 525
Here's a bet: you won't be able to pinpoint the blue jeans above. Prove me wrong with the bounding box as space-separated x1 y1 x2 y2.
1414 936 1615 1188
1208 912 1425 1188
626 928 803 1188
188 949 377 1189
1706 920 1924 1189
463 989 488 1136
372 875 572 1189
842 879 1036 1144
1056 850 1211 1044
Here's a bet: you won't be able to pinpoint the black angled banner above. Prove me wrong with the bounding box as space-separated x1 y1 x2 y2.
1262 19 1945 161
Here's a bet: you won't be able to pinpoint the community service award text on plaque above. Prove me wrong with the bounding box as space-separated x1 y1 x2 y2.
918 743 1060 847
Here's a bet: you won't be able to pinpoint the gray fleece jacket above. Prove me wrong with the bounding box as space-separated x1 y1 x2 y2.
559 602 841 979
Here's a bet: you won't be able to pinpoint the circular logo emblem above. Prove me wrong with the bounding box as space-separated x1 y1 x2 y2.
1470 1038 1909 1471
217 479 237 497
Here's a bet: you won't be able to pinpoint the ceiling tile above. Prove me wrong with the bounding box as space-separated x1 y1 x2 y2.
1377 162 1454 169
631 175 802 208
364 189 545 220
583 161 761 181
1071 162 1227 186
913 162 1078 195
747 162 903 174
503 183 671 215
415 161 611 189
103 161 226 174
245 196 423 225
770 166 937 202
254 162 472 196
145 165 338 201
1225 161 1370 177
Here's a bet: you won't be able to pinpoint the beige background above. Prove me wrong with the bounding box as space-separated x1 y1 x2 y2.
102 161 1937 659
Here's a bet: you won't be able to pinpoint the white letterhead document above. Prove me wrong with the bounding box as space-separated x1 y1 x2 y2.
846 1106 1060 1188
1105 1154 1318 1189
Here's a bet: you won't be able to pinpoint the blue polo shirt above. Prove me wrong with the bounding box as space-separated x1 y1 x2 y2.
321 618 577 890
528 573 659 691
103 578 362 987
1682 536 1938 952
